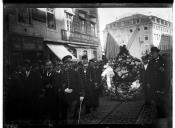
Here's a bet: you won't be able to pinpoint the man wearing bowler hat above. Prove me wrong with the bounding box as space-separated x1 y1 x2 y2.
146 46 169 128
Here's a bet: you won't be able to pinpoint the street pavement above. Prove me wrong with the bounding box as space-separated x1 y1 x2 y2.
80 96 156 124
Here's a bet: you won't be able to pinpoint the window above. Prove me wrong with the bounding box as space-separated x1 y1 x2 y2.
130 29 133 33
17 8 32 24
144 26 148 30
90 23 95 35
157 18 160 23
152 17 156 22
46 8 56 29
161 20 164 24
136 19 140 24
65 12 73 31
80 19 85 33
83 50 87 56
154 25 156 29
145 35 148 41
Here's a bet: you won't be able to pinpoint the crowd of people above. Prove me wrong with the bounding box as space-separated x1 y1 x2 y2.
4 46 172 127
4 55 105 125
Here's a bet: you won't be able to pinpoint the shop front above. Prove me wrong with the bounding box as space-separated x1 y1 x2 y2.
6 34 45 68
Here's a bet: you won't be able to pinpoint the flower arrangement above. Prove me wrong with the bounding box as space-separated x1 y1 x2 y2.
103 45 143 100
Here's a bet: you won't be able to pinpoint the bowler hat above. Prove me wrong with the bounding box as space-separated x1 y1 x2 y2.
62 55 72 63
151 47 160 53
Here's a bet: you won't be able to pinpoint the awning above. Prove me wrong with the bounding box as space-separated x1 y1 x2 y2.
47 44 77 60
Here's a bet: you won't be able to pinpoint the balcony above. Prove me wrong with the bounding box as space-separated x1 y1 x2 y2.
61 29 99 45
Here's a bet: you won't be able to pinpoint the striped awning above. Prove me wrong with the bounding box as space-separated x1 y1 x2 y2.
47 44 77 60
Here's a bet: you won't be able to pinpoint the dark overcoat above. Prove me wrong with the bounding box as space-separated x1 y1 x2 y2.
78 65 95 107
146 55 168 118
18 68 42 120
61 67 84 105
41 69 63 120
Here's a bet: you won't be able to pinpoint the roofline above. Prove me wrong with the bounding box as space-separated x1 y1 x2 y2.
105 13 172 26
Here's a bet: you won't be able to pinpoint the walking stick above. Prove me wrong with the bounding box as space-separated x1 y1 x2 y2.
78 100 83 125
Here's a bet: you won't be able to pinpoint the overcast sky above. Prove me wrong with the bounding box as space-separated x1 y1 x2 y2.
98 8 173 50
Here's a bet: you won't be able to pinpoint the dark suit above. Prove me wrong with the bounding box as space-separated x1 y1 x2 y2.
18 68 42 120
78 65 95 112
140 64 151 104
93 66 102 108
5 71 22 121
41 70 62 122
146 55 167 118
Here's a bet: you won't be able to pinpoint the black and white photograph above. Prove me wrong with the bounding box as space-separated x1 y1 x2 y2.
3 5 173 128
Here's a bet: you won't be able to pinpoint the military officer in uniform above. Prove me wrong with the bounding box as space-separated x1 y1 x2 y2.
61 55 84 124
146 47 169 128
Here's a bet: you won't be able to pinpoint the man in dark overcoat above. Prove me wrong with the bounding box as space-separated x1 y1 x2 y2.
40 60 63 125
146 47 169 128
92 60 102 111
18 59 42 120
140 55 151 105
60 55 84 124
78 56 96 114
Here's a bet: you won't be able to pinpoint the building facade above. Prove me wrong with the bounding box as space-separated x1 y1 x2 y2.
103 14 172 59
4 7 102 69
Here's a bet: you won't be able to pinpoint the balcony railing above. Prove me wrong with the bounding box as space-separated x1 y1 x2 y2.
61 29 99 45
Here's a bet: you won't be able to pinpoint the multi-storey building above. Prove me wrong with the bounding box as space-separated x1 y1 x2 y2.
103 14 172 59
4 7 102 68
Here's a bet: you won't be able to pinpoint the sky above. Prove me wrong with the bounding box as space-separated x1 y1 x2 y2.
98 8 173 50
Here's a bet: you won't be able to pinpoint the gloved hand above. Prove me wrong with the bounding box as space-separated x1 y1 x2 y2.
65 88 73 93
80 96 84 101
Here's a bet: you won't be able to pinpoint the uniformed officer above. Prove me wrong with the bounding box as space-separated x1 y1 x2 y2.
146 47 168 128
61 55 84 124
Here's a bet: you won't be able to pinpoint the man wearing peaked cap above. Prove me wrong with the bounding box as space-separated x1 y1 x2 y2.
62 55 72 63
60 55 84 124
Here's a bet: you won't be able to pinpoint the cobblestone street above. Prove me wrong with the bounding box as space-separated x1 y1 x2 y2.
80 96 156 124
